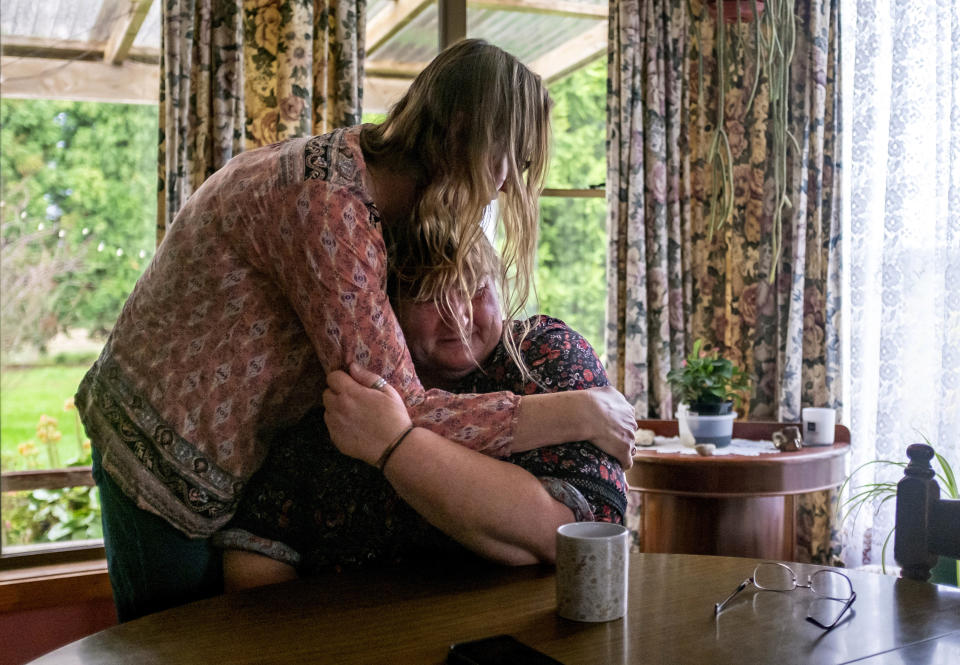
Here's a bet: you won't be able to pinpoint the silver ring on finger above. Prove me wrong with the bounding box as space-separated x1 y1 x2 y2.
370 376 387 391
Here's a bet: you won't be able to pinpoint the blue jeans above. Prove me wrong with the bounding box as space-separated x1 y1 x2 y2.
93 447 223 622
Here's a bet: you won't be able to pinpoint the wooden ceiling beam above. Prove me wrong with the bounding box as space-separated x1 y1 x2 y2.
364 76 413 114
0 57 159 105
529 20 606 83
0 35 160 64
364 59 431 78
439 0 467 48
90 0 126 41
103 0 155 65
366 0 434 56
469 0 606 19
0 55 410 117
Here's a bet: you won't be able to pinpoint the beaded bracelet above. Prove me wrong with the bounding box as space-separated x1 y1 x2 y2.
376 425 416 472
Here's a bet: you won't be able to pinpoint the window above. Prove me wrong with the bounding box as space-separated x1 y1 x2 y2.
1 0 162 563
0 0 610 564
1 99 158 557
539 58 607 357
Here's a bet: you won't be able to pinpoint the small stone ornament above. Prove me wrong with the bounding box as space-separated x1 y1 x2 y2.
634 428 657 447
694 443 716 456
772 426 803 452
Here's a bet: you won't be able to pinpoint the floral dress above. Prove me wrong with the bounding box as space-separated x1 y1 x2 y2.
215 316 628 574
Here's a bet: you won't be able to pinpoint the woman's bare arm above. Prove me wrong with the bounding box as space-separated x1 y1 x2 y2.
381 427 574 564
513 387 636 467
323 365 575 565
223 550 299 591
221 427 575 592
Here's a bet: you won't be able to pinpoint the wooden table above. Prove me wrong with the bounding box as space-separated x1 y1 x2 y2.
29 553 960 664
627 420 851 561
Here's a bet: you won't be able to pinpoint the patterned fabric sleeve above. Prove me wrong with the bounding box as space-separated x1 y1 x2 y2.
537 478 595 522
455 316 629 523
227 132 519 456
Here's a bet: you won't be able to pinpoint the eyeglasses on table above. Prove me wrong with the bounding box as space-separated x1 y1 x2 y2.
714 562 857 631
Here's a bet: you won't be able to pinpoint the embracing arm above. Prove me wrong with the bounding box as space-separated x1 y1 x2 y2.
220 431 568 588
323 365 575 565
224 551 298 592
382 427 573 564
513 388 636 466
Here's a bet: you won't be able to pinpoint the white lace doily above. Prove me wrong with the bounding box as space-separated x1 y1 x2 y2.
637 436 779 456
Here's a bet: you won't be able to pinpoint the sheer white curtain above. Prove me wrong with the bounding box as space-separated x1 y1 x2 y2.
842 0 960 568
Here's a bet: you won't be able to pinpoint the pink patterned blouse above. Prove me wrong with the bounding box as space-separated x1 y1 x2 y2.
75 126 520 538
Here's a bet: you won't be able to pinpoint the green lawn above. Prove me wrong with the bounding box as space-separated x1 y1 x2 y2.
1 365 92 471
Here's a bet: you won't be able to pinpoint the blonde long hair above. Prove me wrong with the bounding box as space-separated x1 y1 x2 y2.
360 39 551 379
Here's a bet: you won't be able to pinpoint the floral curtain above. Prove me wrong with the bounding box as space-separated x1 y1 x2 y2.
841 0 960 571
605 0 689 420
609 0 843 564
243 0 365 149
607 0 842 421
158 0 245 244
158 0 365 242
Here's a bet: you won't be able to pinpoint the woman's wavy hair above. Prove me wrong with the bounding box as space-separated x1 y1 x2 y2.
361 38 551 380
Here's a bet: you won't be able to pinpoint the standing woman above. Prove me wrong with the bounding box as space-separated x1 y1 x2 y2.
76 39 637 621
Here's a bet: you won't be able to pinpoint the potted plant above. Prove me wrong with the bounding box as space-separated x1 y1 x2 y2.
667 339 750 447
668 338 750 414
838 440 958 586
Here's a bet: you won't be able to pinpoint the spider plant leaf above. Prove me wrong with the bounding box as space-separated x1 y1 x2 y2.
933 451 958 498
874 493 897 513
880 526 896 575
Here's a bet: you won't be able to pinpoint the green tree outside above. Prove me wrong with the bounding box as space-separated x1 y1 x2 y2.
1 99 158 348
537 58 607 358
2 100 158 547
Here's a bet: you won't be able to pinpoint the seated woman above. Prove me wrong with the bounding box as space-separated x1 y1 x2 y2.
216 247 630 587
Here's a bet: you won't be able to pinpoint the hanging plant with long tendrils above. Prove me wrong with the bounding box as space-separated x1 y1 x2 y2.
693 0 797 282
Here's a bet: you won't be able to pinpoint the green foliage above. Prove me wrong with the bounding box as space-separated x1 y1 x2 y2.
1 99 158 347
2 483 101 547
1 366 96 547
838 439 959 576
666 338 750 407
535 58 607 356
545 58 606 190
51 350 101 366
1 365 90 469
361 111 386 124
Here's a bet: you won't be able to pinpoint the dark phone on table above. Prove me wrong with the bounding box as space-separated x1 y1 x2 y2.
448 635 565 665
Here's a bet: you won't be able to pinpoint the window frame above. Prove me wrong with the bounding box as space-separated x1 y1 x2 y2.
0 0 610 576
0 467 104 570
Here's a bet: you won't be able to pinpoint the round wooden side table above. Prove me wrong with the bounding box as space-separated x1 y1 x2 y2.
626 420 850 561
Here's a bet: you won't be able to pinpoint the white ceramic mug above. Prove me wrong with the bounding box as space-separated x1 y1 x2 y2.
801 407 836 445
556 522 629 622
